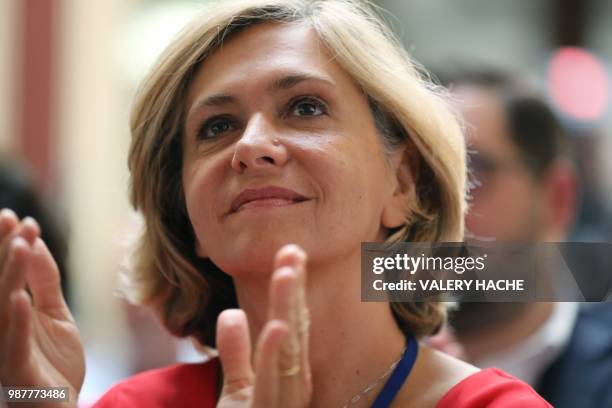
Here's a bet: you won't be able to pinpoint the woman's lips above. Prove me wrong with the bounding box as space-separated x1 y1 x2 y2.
230 186 309 213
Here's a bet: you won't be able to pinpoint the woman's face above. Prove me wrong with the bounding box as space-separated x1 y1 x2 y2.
182 22 405 277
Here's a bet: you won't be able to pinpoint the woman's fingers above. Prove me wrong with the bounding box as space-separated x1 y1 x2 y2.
252 319 288 407
3 290 33 372
0 216 40 255
217 309 255 397
2 238 30 292
19 217 40 245
0 209 19 240
0 239 32 382
275 246 311 385
268 245 312 406
27 238 71 319
275 245 310 362
268 265 301 376
218 245 312 407
292 250 312 391
0 238 31 329
0 213 39 295
1 216 63 334
0 210 22 271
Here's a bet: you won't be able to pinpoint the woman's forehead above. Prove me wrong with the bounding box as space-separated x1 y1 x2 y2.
185 22 348 112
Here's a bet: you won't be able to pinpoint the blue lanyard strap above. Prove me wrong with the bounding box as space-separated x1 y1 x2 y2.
370 335 418 408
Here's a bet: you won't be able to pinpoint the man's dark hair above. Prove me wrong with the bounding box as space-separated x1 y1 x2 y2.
436 66 568 179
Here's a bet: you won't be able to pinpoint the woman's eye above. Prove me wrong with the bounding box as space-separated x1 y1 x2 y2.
289 97 327 117
199 117 235 140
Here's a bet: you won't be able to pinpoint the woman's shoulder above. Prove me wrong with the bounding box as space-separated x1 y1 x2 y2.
92 358 220 408
399 346 550 408
436 368 552 408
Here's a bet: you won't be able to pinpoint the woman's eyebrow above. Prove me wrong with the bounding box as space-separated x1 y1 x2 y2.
187 73 334 121
187 94 236 122
269 73 335 91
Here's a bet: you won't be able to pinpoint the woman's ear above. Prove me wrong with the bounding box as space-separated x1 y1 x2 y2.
381 143 419 229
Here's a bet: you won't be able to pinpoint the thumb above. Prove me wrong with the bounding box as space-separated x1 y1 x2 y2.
217 309 255 395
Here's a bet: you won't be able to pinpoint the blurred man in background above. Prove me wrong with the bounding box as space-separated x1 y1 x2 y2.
437 68 612 408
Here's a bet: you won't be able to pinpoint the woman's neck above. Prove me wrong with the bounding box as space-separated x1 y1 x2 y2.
233 250 407 407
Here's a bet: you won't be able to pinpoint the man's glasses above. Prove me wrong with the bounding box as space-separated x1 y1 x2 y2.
467 150 526 193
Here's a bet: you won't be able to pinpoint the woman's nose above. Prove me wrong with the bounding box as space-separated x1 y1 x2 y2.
231 114 288 174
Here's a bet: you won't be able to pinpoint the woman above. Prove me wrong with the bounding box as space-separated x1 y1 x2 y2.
0 0 551 406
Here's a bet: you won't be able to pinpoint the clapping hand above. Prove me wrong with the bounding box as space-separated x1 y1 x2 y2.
0 209 85 407
216 244 312 408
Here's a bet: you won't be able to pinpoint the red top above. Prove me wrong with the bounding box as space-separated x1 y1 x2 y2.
92 360 551 407
92 359 220 408
436 368 552 407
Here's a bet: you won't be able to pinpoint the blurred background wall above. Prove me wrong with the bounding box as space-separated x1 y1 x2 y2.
0 0 610 403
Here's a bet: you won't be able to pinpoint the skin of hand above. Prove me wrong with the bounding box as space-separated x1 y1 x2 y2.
216 244 312 408
0 208 312 408
0 209 85 408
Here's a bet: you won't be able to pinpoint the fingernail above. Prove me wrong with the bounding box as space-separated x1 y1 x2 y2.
290 244 307 261
0 208 17 218
0 209 17 233
278 244 306 262
22 216 40 231
220 309 246 326
276 265 297 280
12 236 28 249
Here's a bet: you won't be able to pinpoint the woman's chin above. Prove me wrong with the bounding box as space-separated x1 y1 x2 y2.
211 235 314 278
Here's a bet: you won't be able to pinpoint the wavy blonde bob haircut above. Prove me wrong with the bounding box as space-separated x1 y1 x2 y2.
124 0 467 346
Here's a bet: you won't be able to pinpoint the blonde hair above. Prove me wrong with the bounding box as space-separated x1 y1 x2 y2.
125 0 466 346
